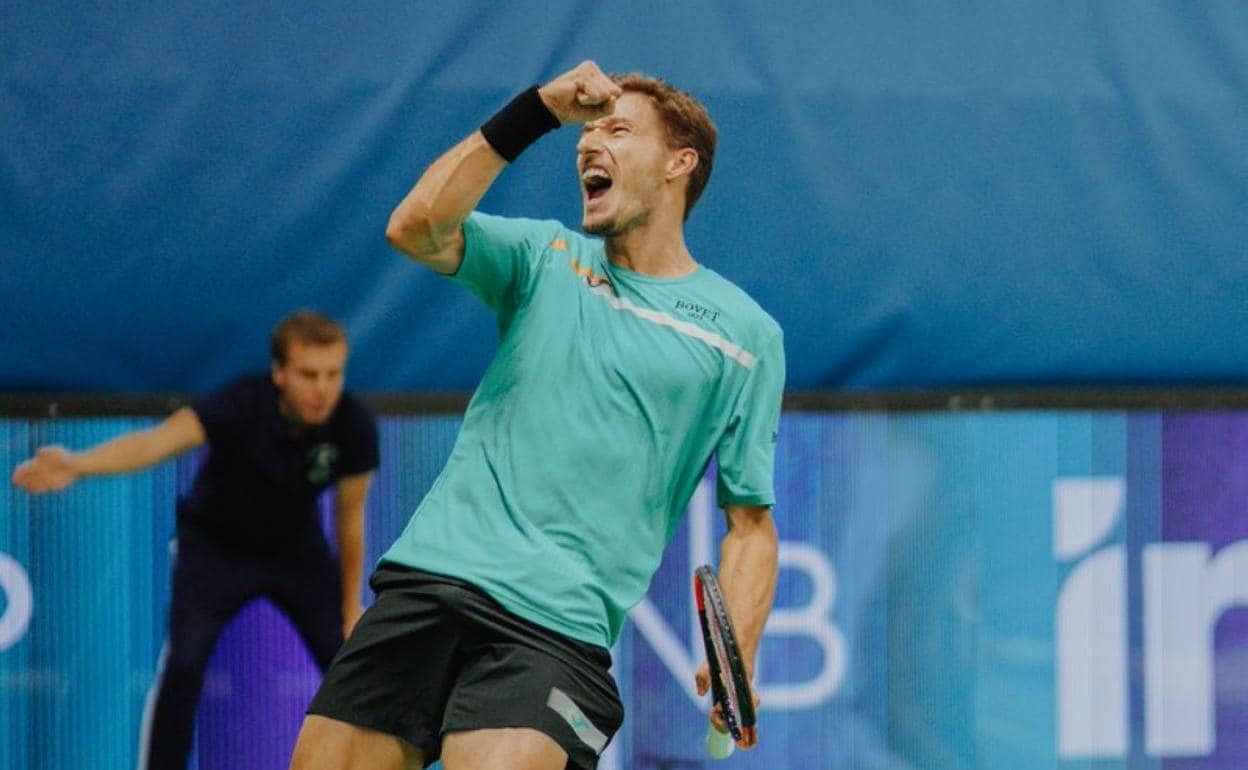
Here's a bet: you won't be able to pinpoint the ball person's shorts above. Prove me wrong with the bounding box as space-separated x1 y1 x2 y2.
308 562 624 769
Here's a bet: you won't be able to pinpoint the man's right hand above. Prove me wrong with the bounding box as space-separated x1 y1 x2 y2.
11 446 80 493
538 60 623 125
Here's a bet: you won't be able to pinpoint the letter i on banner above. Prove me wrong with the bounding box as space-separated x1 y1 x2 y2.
1054 476 1127 758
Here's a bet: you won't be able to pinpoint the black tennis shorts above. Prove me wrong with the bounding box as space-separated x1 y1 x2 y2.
307 562 624 769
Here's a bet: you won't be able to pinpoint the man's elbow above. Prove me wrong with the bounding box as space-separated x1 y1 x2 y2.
386 208 464 274
385 210 434 258
724 507 777 547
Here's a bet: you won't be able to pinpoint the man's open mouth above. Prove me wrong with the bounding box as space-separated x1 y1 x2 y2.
581 167 613 201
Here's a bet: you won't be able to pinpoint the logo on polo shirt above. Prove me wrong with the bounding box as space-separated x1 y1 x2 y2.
306 443 340 485
570 258 614 292
674 299 720 323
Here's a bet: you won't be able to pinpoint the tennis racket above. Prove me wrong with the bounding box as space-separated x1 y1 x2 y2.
694 564 756 759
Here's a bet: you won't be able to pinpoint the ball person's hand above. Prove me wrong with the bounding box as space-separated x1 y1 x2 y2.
11 446 81 493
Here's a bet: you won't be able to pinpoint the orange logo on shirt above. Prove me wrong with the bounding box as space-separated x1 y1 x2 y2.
550 238 568 251
570 258 614 291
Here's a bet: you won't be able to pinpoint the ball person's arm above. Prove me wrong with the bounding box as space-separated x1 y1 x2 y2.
334 470 373 638
11 407 207 493
384 60 621 274
695 503 779 749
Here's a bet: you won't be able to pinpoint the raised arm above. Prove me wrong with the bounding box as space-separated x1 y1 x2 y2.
384 60 622 274
11 406 207 493
383 131 507 274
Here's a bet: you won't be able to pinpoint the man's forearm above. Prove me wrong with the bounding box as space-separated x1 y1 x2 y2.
333 472 373 635
717 508 779 674
72 432 164 476
76 407 205 477
336 506 365 609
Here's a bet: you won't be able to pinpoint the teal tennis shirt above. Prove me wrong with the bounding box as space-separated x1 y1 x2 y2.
382 212 785 648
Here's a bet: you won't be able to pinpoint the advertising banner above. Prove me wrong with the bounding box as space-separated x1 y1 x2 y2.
3 412 1247 768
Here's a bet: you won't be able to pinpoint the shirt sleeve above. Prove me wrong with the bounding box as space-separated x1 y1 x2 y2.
716 328 785 508
189 379 252 447
452 212 560 313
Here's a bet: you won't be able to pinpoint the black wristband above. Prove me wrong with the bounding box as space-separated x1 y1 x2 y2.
480 86 561 163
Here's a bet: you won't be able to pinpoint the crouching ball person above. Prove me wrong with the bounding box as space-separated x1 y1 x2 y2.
12 311 379 770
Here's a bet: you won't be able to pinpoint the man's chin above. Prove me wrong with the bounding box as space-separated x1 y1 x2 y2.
299 409 332 426
583 206 647 237
582 216 611 236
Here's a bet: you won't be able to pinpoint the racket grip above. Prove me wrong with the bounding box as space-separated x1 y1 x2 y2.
706 723 736 759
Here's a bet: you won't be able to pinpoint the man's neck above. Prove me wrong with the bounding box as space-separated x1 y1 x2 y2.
604 212 696 278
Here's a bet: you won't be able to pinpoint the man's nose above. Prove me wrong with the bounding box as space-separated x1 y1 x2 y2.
576 132 602 156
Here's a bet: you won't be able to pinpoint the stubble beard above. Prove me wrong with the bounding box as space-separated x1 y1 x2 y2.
582 205 651 238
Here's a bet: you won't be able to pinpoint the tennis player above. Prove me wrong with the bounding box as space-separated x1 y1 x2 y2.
12 311 379 770
290 60 782 770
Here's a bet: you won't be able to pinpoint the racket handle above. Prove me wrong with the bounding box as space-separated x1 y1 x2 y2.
706 723 736 759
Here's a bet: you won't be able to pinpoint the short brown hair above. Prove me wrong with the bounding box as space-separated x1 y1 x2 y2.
270 310 347 364
611 73 717 220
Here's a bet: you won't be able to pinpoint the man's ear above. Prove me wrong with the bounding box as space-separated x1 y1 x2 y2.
665 147 698 182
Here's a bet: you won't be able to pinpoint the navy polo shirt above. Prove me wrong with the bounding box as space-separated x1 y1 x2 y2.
180 375 379 553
